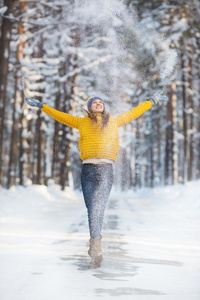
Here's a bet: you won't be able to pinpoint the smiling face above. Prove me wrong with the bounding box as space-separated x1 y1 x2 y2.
90 99 104 113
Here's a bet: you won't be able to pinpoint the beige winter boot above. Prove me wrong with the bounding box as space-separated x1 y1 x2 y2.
88 235 103 268
88 235 102 258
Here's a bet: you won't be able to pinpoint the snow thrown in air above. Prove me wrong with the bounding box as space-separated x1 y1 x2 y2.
23 0 177 110
59 0 177 110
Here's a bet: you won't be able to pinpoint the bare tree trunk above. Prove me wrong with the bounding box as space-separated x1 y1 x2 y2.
7 89 19 188
187 44 194 181
0 0 15 185
149 139 154 188
16 2 28 186
165 89 173 185
146 116 154 188
31 37 45 185
196 38 200 179
60 32 80 190
171 82 178 185
165 84 178 185
157 105 166 186
52 93 60 183
129 142 135 190
134 120 142 188
36 110 42 184
7 2 26 188
181 45 188 183
60 78 73 190
19 113 26 185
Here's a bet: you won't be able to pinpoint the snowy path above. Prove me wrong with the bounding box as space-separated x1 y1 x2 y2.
0 182 200 300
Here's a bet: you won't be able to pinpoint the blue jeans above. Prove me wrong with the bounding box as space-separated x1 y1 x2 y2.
81 163 114 239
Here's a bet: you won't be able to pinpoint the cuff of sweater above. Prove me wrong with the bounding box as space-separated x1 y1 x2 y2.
147 97 155 105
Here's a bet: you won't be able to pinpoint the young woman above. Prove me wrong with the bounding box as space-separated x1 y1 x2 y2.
25 91 167 266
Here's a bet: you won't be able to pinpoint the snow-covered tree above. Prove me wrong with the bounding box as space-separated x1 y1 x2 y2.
0 0 199 190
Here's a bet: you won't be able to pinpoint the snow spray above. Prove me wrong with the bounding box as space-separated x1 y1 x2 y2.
61 0 177 112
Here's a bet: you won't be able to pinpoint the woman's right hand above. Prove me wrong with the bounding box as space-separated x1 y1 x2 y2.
25 97 43 109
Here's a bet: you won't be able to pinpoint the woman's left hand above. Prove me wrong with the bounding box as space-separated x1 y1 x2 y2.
147 90 168 105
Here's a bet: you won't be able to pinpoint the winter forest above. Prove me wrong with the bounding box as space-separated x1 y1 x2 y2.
0 0 200 191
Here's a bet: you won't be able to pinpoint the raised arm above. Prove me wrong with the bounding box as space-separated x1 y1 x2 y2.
25 97 83 130
114 100 152 127
41 104 83 129
114 91 168 127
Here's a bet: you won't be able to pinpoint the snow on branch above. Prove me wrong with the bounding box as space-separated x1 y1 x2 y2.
0 6 8 15
19 0 59 10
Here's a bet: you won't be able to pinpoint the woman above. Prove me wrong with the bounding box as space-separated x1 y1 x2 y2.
25 91 167 267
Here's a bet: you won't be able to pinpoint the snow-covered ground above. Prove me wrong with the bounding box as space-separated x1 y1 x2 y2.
0 180 200 300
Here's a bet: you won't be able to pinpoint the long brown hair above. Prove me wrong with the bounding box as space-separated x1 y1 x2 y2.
83 108 110 130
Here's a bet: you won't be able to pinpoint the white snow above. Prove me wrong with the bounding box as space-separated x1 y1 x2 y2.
4 48 9 59
0 6 8 15
0 180 200 300
159 49 177 80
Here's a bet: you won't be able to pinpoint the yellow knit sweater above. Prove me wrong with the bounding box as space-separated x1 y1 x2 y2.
41 101 152 161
